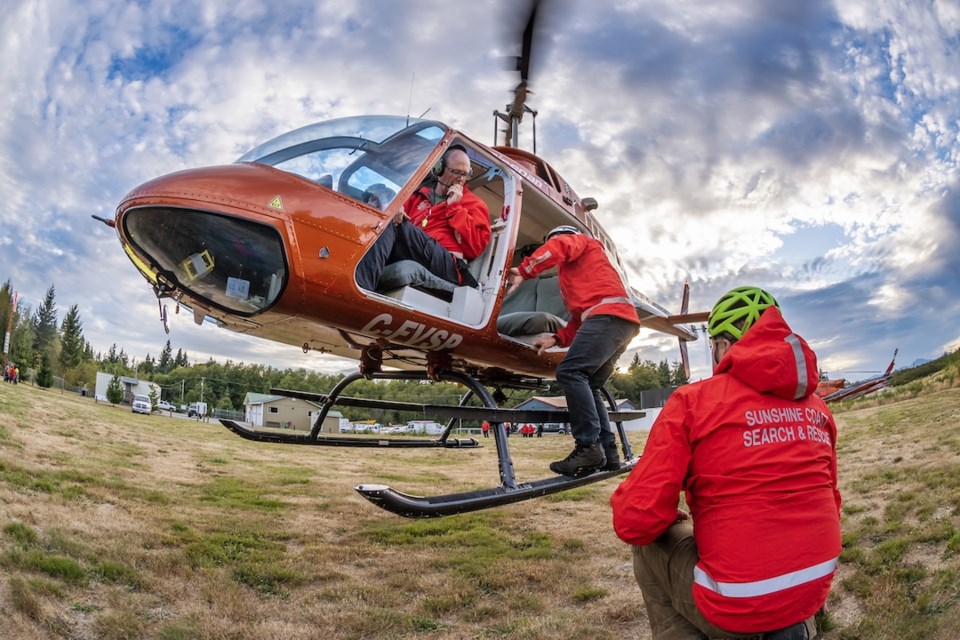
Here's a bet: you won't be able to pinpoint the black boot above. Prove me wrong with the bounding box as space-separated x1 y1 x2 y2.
601 444 621 471
764 622 808 640
549 441 605 477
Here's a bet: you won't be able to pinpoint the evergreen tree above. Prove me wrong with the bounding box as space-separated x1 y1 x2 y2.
32 285 58 360
657 360 672 387
671 360 689 386
174 348 189 368
158 340 173 373
10 311 34 367
106 374 124 404
36 351 54 388
138 355 156 376
107 343 119 363
59 304 85 370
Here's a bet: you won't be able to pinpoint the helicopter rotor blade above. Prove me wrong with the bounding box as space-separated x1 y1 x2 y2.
509 0 543 119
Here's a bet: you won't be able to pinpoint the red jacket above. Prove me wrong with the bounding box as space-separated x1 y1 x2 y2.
517 234 640 346
404 186 491 260
610 308 841 633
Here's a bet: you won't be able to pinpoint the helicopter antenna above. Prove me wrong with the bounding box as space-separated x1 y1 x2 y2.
493 0 545 149
406 73 415 126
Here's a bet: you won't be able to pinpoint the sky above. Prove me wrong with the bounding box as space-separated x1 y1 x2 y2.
1 0 958 383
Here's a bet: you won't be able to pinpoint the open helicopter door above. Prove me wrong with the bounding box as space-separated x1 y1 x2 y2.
362 141 515 332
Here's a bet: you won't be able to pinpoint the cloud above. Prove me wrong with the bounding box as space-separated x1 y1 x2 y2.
1 0 957 385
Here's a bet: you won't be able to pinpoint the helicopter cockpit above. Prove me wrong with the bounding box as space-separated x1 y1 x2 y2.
238 116 517 331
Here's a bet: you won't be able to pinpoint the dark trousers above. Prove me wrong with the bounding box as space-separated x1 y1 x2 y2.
556 315 638 446
356 219 461 291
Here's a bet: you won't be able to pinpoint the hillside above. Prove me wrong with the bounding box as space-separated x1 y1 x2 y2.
0 381 957 639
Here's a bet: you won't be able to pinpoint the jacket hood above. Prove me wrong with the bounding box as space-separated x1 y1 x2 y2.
714 307 819 400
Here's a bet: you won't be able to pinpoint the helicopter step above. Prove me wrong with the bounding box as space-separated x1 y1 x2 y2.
220 419 479 448
356 460 637 518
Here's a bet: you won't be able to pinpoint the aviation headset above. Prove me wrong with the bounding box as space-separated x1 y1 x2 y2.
432 144 469 177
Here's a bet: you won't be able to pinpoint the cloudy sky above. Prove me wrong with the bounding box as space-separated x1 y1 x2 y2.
2 0 958 382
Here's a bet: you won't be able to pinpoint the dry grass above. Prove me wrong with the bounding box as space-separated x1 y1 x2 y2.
1 381 958 639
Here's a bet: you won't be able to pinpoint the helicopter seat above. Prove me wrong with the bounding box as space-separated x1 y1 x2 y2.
378 260 486 324
497 275 569 339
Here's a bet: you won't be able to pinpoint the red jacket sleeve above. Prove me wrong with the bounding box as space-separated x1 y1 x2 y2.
554 317 580 348
610 391 692 545
446 189 491 259
518 234 587 279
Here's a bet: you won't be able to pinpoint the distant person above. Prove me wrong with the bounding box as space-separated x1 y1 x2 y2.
356 145 490 291
610 287 841 640
505 225 640 477
481 420 490 438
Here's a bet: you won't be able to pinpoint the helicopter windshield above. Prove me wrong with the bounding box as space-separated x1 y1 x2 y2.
123 207 288 317
237 116 446 210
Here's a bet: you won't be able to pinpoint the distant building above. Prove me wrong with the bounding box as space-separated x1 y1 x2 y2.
94 372 159 405
513 396 638 412
512 395 657 432
243 392 344 432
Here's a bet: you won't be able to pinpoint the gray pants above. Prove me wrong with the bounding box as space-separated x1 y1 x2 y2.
631 522 817 640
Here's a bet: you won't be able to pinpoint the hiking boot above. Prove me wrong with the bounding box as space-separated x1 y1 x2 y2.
601 444 621 471
549 441 605 477
764 622 808 640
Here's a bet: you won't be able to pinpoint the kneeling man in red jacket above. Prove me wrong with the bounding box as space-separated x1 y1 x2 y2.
611 286 841 640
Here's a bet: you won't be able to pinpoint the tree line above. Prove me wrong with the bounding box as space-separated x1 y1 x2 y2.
0 279 689 415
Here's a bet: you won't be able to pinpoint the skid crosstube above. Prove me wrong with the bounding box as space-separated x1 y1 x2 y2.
220 420 479 448
270 387 647 424
356 459 637 518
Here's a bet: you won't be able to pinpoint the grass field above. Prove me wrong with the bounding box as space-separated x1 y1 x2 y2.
1 380 958 639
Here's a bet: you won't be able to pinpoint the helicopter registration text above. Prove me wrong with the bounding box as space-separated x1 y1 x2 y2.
361 314 464 350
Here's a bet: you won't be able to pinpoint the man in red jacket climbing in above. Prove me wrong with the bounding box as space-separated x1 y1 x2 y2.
610 286 842 640
506 225 641 477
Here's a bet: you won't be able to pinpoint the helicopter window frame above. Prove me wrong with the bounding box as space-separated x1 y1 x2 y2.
244 121 450 209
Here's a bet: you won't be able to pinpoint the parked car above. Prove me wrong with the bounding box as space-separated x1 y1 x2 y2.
539 423 567 433
157 400 175 412
131 394 152 415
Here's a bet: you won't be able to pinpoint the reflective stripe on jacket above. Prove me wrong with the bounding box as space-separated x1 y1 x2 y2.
610 308 842 633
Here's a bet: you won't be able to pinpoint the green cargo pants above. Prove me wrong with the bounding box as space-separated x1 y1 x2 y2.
631 522 817 640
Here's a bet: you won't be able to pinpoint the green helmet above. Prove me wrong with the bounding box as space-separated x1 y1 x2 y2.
708 286 780 340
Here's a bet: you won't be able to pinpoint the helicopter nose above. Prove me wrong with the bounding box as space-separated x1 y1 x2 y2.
120 205 288 316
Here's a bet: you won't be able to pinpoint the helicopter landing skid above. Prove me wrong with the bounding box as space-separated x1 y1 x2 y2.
219 368 642 517
356 459 637 518
219 419 479 448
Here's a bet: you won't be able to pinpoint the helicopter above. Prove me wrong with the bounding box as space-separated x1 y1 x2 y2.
95 1 707 518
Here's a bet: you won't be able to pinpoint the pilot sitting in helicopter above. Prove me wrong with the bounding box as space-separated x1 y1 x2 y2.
355 145 491 292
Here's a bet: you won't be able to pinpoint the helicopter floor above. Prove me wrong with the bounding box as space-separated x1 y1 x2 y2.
356 458 637 518
219 420 480 448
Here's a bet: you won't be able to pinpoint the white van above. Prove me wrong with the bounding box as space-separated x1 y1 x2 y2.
131 394 152 415
188 401 208 418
